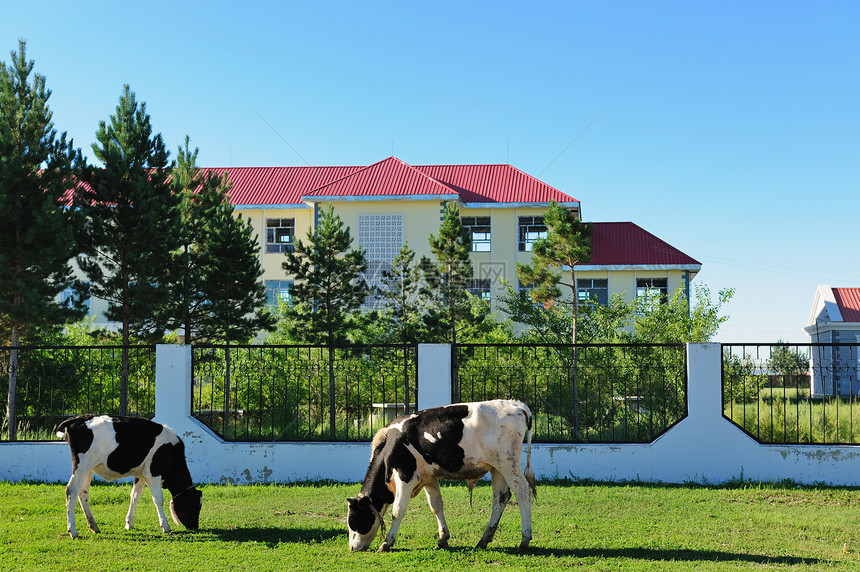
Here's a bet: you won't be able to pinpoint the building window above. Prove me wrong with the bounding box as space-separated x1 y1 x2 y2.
636 278 668 306
357 214 404 311
518 216 547 252
58 284 91 313
467 278 492 301
266 280 293 307
578 279 608 306
266 218 295 253
462 216 491 252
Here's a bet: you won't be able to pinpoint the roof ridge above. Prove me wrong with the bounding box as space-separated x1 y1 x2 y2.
305 156 459 197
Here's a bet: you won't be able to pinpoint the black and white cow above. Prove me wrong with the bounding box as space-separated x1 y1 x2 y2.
56 414 202 539
347 399 536 552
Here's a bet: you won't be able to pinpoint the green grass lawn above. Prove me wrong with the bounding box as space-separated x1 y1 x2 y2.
2 480 860 571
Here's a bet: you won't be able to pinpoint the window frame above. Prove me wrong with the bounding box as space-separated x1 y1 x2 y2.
518 216 548 252
265 280 293 307
577 278 609 306
266 218 295 253
461 216 492 252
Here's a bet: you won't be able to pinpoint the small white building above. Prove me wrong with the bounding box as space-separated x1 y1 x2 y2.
804 285 860 397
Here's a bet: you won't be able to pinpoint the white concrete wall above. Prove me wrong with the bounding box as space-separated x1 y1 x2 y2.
5 343 860 486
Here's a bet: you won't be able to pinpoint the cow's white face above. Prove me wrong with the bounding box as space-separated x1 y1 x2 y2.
347 496 383 551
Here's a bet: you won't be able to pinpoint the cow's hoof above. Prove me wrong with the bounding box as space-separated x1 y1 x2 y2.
436 538 449 550
476 539 489 550
68 531 78 539
377 542 392 553
518 539 531 552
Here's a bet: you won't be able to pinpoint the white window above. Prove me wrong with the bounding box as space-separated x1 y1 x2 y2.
266 280 293 307
467 278 492 301
266 218 295 253
58 284 91 313
578 279 608 306
518 216 547 252
462 216 491 252
636 278 668 309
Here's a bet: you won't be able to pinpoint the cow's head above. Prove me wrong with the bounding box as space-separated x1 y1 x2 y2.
347 495 384 551
170 487 202 531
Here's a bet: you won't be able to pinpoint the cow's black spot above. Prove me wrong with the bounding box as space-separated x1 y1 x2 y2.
404 404 469 473
150 443 175 478
106 417 164 475
388 439 418 483
63 418 95 472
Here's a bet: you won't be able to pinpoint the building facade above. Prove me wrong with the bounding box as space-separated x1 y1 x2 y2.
76 156 701 325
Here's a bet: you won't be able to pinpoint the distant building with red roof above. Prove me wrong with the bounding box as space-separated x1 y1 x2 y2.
805 286 860 396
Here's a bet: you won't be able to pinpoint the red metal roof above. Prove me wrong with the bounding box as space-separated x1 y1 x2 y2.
833 288 860 322
217 165 362 206
416 163 577 204
216 157 578 206
587 222 701 267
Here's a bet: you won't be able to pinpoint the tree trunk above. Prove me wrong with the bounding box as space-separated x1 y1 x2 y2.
328 345 336 439
223 336 231 437
6 325 20 441
570 267 581 441
120 317 130 415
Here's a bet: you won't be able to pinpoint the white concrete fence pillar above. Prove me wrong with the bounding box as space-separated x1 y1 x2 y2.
417 343 453 409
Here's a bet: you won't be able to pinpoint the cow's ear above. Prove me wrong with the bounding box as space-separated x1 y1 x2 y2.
358 496 372 509
347 497 358 508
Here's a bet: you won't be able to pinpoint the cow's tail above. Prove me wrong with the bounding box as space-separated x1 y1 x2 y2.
55 416 75 439
523 405 536 500
55 414 91 439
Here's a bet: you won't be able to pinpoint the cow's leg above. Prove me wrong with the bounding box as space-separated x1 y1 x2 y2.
64 471 83 539
477 468 510 549
146 478 172 533
125 477 147 530
378 480 412 552
423 480 450 549
78 472 100 534
498 461 533 551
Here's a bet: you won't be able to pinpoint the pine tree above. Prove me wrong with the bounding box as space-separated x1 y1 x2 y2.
374 242 429 344
0 40 87 439
280 205 368 438
77 85 182 413
516 201 592 440
424 202 475 346
171 137 272 344
196 201 275 344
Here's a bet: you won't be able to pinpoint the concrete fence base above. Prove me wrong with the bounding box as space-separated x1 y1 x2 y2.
4 343 860 486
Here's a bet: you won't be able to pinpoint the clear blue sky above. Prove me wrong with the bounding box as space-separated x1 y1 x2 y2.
5 1 858 342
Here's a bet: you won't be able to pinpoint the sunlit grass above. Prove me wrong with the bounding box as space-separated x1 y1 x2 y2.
2 480 860 571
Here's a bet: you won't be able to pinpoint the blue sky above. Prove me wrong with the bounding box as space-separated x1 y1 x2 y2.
4 1 858 342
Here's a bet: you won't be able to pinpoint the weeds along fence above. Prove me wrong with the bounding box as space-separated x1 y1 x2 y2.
722 343 860 444
190 344 418 441
0 345 156 441
455 343 688 443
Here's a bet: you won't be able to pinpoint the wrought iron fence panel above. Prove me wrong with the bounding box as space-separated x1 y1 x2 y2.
722 343 860 444
0 345 156 441
191 344 417 442
455 343 687 443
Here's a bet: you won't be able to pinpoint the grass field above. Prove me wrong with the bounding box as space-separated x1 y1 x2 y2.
3 480 860 571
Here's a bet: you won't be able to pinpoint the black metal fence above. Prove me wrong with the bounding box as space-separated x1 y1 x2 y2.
722 343 860 444
0 345 156 441
191 344 417 441
455 343 688 443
